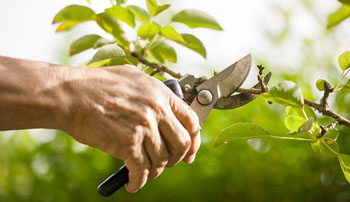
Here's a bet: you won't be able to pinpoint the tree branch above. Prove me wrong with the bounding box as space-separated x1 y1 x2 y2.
304 99 350 127
131 52 183 79
317 121 339 138
129 54 350 128
320 81 332 109
236 88 264 94
257 65 268 92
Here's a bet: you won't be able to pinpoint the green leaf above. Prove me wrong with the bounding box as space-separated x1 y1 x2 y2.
338 51 350 71
137 21 161 39
338 0 350 5
109 55 139 66
146 0 170 16
146 0 157 16
116 0 126 5
284 115 305 132
160 25 184 43
87 59 112 67
298 118 314 133
93 38 115 49
177 34 206 58
89 44 125 64
286 106 306 119
320 139 339 158
172 9 223 30
95 13 128 47
338 153 350 183
70 34 101 56
55 22 77 32
53 5 96 31
147 49 164 63
316 79 325 91
153 4 171 16
213 123 271 147
96 12 123 34
149 41 177 63
127 6 150 22
327 5 350 29
324 129 339 141
112 30 129 48
304 105 317 121
105 6 135 28
261 81 304 107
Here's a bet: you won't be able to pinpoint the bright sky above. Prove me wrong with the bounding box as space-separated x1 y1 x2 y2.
0 0 348 81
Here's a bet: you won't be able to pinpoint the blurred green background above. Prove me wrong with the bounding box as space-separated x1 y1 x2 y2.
1 0 350 201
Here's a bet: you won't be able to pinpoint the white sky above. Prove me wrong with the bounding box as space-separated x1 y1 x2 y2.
0 0 348 82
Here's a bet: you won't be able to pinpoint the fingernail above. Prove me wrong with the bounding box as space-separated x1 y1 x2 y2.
125 184 138 193
187 154 196 164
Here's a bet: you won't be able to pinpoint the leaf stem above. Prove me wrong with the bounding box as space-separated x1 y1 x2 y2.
269 135 316 142
143 34 160 52
301 108 308 120
334 68 350 91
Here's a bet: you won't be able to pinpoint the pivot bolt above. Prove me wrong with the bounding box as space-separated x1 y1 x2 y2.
197 89 213 105
184 84 192 92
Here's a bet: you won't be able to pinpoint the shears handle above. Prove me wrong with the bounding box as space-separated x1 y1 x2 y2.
97 79 184 197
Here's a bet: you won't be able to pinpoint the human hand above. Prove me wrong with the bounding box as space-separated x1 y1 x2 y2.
63 66 200 193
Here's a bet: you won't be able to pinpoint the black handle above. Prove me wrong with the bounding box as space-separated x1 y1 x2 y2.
97 79 184 197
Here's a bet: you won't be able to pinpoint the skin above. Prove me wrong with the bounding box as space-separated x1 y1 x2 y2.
0 56 200 193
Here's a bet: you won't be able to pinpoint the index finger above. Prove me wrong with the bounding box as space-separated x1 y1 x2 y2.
169 96 201 162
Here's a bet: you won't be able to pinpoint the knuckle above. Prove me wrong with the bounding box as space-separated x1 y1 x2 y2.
179 136 191 151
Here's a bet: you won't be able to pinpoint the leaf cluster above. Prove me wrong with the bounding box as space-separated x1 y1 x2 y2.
52 0 223 71
214 50 350 183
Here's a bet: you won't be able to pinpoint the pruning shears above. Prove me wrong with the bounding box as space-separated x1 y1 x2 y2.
97 54 271 196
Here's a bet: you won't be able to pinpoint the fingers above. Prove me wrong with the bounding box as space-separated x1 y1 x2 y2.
125 126 169 193
143 126 169 179
125 145 151 193
169 96 201 164
183 127 201 163
159 110 191 167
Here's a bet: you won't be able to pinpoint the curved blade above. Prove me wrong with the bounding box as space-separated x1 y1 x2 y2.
214 72 272 109
190 54 252 125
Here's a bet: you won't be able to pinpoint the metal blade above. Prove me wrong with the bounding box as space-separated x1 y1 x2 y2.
190 54 252 125
214 72 272 109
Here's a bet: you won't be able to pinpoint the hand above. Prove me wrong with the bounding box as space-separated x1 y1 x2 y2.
64 66 200 193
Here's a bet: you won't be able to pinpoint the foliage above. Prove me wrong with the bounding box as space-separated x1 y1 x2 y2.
52 0 222 67
215 49 350 184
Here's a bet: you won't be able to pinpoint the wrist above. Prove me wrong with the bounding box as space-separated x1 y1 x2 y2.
0 57 81 131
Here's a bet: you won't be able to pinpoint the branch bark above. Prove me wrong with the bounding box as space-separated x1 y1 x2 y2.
131 53 183 79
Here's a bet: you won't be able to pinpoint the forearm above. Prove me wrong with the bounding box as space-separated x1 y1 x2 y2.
0 56 75 131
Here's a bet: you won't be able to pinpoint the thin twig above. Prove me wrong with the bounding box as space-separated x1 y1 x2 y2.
236 88 264 94
150 69 160 76
131 53 183 79
304 99 350 127
317 121 339 138
320 81 332 109
130 54 350 128
257 65 268 92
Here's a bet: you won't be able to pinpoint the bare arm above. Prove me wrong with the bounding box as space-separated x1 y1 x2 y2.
0 56 200 193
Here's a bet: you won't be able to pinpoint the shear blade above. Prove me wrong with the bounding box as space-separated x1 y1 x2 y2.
190 54 252 125
213 72 272 109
